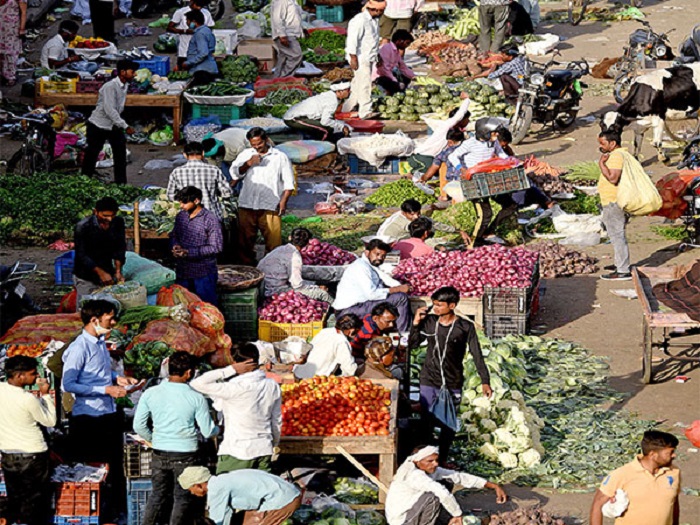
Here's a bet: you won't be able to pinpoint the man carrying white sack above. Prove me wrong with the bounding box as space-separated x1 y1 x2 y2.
386 446 507 525
343 0 386 119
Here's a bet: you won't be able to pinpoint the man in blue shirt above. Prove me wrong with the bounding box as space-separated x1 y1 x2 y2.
178 466 301 525
182 9 218 86
134 352 219 525
62 299 140 519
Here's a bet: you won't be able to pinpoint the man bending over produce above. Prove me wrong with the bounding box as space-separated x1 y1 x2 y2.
171 186 223 305
386 445 507 525
134 351 219 525
344 0 386 119
73 196 127 303
589 430 680 525
257 227 334 303
294 313 362 378
333 239 412 333
283 81 352 143
373 30 416 95
179 466 301 525
190 343 279 474
410 286 492 465
231 127 295 265
203 128 250 182
377 198 422 242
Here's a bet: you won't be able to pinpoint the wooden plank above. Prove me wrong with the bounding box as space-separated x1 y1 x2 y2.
279 435 396 455
378 451 397 504
126 228 169 240
335 445 388 494
35 92 180 107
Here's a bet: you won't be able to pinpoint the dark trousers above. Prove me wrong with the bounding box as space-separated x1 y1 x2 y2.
375 76 403 96
284 118 343 144
2 451 51 525
143 451 201 525
88 0 115 41
419 385 461 464
403 492 441 525
82 121 127 184
337 292 411 332
176 272 218 306
69 412 125 518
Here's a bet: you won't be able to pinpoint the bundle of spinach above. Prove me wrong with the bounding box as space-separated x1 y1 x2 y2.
0 173 156 245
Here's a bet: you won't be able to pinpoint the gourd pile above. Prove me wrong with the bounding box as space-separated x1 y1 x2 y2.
461 80 513 119
366 180 437 207
376 85 462 121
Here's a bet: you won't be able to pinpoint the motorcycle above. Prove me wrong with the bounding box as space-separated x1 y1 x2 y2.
678 136 700 171
131 0 225 21
509 54 589 145
0 262 39 336
613 20 674 104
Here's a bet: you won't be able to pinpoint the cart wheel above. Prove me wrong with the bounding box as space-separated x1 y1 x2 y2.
642 319 653 384
679 243 690 253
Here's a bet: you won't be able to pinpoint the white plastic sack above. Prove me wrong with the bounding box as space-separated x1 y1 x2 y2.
337 131 414 167
520 33 560 56
602 489 630 519
551 205 604 235
559 232 601 246
236 15 263 39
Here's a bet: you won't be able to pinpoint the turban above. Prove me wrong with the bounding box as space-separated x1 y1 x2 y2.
331 81 352 92
392 446 440 484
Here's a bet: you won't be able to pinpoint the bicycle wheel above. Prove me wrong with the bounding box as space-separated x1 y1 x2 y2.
7 147 50 176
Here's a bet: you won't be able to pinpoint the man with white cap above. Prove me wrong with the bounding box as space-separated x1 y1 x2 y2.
283 81 353 143
386 446 507 525
178 466 301 525
343 0 386 119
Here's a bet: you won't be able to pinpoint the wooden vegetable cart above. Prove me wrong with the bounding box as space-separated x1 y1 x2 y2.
126 201 169 255
278 378 399 506
631 265 700 384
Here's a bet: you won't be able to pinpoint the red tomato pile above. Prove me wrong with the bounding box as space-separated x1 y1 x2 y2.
281 376 392 437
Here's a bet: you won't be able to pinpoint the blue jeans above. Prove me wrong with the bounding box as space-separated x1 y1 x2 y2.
176 272 218 305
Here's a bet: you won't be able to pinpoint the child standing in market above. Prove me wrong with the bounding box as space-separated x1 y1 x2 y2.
410 286 492 465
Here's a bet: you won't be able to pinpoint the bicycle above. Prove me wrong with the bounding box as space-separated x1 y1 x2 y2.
1 111 56 176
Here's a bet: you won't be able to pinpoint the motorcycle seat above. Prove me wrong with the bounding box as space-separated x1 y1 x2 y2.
546 69 581 82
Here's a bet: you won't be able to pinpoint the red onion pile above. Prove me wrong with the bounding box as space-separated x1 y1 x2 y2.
392 245 539 297
258 290 328 323
300 238 357 266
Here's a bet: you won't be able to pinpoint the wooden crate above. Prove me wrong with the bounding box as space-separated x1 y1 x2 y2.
410 296 483 327
278 378 399 504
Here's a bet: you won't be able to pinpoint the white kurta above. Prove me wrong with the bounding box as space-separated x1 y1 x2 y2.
293 328 358 378
283 91 345 133
343 11 380 118
230 147 296 211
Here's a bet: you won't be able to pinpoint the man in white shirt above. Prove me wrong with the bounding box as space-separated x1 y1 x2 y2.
343 0 386 119
333 238 412 332
294 314 362 378
41 20 82 69
283 81 352 143
189 344 281 474
377 198 422 242
271 0 303 77
0 356 57 525
386 446 507 525
230 127 296 264
168 0 215 67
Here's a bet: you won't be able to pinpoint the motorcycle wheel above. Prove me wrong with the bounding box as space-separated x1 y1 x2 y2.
208 0 225 20
614 71 635 104
510 105 533 145
7 147 50 176
555 92 579 129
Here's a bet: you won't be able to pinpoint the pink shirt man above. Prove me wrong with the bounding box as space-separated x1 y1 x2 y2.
372 42 416 83
393 237 434 260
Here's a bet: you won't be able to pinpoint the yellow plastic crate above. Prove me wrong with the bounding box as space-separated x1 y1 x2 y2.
258 313 326 343
38 77 78 95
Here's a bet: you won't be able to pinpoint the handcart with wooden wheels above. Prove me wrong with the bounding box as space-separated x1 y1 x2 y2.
631 265 700 384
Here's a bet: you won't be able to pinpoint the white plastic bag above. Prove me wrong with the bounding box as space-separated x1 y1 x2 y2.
602 489 630 518
337 131 414 167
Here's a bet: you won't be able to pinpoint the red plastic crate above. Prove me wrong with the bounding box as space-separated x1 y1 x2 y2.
54 480 103 517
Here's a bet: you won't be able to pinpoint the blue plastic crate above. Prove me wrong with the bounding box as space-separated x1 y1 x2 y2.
127 479 152 525
316 4 344 22
53 517 99 525
347 154 400 175
135 56 170 77
54 251 75 286
0 481 6 497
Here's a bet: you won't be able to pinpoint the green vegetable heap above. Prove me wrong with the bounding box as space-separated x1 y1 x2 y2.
262 88 309 106
460 80 513 119
124 341 174 380
220 55 259 85
299 30 346 54
366 179 437 207
377 85 461 122
188 82 252 96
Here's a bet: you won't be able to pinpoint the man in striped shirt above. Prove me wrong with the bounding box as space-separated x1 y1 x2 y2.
167 142 233 222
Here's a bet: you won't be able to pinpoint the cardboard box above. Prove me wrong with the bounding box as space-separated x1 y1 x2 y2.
237 38 276 73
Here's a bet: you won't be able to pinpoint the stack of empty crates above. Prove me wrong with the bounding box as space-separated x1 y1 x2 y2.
52 465 108 525
125 440 153 525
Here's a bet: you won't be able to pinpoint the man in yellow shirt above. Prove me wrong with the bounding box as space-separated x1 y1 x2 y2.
598 130 632 281
589 430 681 525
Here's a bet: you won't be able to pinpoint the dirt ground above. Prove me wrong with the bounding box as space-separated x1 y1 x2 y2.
1 0 700 522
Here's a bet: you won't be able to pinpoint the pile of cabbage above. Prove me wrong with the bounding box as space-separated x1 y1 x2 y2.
459 342 545 469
